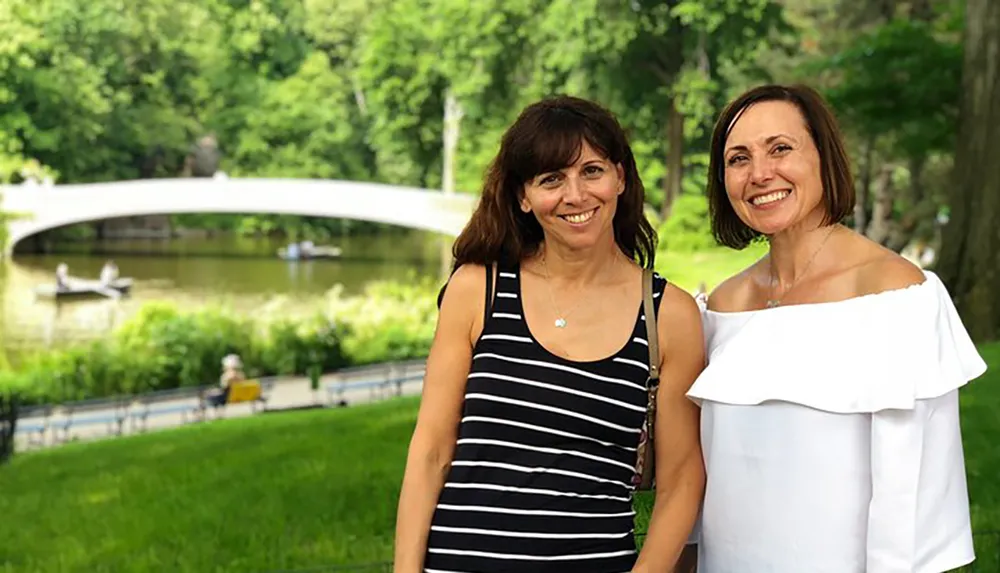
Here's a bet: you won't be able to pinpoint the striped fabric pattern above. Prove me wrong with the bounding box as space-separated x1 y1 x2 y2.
424 263 667 573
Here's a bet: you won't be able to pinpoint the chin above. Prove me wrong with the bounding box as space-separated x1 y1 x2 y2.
563 235 602 251
741 213 801 237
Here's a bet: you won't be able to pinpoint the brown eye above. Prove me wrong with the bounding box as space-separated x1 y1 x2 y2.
726 155 748 167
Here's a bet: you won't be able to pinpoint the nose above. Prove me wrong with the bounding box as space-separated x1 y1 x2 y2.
749 156 775 187
562 174 586 203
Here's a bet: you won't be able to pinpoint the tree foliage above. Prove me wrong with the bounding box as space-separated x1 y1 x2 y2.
0 0 975 253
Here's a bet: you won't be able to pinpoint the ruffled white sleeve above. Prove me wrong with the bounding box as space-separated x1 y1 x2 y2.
866 402 925 571
864 274 980 572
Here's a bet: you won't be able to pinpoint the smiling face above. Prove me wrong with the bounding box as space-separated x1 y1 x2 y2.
519 140 624 251
722 100 826 236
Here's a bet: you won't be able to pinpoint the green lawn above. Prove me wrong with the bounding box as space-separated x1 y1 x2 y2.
657 243 768 293
1 342 997 572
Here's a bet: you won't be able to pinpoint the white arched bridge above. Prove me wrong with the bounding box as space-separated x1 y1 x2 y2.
1 178 478 256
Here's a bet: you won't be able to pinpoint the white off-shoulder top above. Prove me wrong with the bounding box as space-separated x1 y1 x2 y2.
687 271 987 573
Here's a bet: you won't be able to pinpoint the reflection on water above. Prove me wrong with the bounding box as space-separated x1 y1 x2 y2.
1 232 447 362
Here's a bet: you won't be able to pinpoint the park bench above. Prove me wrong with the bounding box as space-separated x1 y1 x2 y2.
53 397 131 442
14 404 53 447
129 386 207 432
217 377 274 413
325 360 426 407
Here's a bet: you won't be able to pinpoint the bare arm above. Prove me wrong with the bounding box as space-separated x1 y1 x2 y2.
393 264 485 573
633 284 706 573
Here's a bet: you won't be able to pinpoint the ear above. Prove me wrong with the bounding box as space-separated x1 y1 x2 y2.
616 163 626 196
518 186 532 213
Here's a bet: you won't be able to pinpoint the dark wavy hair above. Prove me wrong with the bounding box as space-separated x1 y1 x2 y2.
450 95 657 273
707 84 856 249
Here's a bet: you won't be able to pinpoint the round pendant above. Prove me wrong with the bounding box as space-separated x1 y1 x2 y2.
554 318 567 328
765 299 780 308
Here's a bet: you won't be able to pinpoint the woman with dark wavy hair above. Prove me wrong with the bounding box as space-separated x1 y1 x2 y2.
394 95 705 573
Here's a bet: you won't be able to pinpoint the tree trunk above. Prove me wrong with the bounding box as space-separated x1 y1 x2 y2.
877 0 897 20
0 394 17 464
854 136 875 233
440 88 464 280
660 94 684 221
908 0 934 22
936 0 1000 342
908 155 926 206
885 155 927 252
865 165 895 245
442 88 463 196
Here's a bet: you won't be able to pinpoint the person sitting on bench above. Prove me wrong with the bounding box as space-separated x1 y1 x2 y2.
206 354 245 409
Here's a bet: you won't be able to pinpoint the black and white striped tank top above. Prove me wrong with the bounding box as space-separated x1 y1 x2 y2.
424 262 667 573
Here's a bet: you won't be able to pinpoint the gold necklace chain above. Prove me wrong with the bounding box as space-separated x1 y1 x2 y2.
765 225 838 309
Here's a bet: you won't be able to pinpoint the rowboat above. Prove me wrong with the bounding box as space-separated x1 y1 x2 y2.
33 278 134 301
277 245 342 261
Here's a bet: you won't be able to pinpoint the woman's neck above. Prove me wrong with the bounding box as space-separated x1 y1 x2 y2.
537 237 626 285
766 213 840 287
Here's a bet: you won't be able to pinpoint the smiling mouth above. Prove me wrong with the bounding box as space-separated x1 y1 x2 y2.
559 207 598 224
749 190 791 207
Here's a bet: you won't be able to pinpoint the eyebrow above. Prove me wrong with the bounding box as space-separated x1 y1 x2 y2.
725 133 797 155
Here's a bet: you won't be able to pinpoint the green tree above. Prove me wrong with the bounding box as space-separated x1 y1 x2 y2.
522 0 790 217
809 12 962 250
936 0 1000 342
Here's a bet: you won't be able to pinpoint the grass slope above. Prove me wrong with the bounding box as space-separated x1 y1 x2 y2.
1 343 997 572
0 400 418 573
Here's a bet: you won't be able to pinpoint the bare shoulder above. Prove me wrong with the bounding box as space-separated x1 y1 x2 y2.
706 260 761 312
438 263 488 338
443 262 487 300
855 246 926 296
656 281 706 393
658 281 702 327
657 281 705 359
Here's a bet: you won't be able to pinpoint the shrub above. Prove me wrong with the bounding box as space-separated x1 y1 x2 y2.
658 194 717 253
0 276 436 405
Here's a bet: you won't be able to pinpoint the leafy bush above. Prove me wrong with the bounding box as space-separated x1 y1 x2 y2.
325 275 438 365
0 277 435 405
658 194 717 253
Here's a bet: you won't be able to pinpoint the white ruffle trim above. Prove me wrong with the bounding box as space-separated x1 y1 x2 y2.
686 272 987 413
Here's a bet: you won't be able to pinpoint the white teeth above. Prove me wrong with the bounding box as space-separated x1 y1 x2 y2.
751 191 790 206
563 209 596 223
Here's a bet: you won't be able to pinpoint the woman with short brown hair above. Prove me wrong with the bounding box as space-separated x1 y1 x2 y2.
690 84 986 572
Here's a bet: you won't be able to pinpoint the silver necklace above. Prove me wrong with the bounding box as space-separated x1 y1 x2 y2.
539 254 593 328
765 225 837 309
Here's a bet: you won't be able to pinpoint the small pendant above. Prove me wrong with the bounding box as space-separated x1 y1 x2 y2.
765 299 780 309
554 318 567 328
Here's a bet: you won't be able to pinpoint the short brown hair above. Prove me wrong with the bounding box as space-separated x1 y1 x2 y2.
451 95 657 269
707 84 856 249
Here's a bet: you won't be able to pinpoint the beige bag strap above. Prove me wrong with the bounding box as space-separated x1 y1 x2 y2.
643 268 660 381
635 268 660 490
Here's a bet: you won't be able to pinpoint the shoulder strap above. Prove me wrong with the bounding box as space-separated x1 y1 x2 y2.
642 269 659 381
635 268 660 490
483 263 495 325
